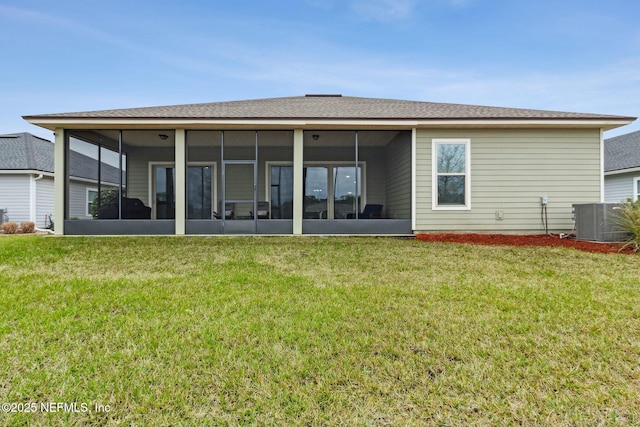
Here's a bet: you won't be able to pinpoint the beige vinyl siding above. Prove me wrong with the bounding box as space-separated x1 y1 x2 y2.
0 175 31 224
35 177 54 228
415 128 601 233
127 147 174 205
384 132 411 219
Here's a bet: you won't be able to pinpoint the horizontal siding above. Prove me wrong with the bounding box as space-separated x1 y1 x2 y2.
415 128 602 233
0 175 31 224
385 133 411 219
35 177 54 228
128 147 174 206
604 172 639 202
68 181 93 219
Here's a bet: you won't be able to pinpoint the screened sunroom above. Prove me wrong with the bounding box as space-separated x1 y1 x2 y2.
60 128 412 235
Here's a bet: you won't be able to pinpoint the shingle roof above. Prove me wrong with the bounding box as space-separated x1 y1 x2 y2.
0 132 54 171
0 132 121 183
24 95 635 121
604 130 640 172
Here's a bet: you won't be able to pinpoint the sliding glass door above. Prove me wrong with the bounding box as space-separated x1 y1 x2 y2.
153 164 215 220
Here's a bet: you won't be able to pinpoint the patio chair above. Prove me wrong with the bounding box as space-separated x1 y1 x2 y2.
250 201 270 219
213 202 235 219
347 204 383 219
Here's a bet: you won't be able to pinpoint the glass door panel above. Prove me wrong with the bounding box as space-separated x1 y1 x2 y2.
333 166 361 219
270 166 293 219
155 166 175 219
187 166 212 219
304 167 328 219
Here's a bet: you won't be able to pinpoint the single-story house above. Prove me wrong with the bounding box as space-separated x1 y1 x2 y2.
0 132 121 228
23 95 636 236
604 130 640 202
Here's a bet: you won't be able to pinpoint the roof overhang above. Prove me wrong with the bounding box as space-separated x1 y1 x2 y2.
24 117 635 131
605 166 640 176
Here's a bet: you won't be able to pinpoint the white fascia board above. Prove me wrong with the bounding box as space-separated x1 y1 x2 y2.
605 166 640 176
26 118 635 131
0 170 54 177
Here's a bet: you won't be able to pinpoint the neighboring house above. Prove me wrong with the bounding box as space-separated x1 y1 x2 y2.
0 132 121 228
23 95 635 236
604 130 640 202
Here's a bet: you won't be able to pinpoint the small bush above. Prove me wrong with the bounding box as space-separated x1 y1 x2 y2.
612 199 640 252
2 222 18 234
21 221 36 233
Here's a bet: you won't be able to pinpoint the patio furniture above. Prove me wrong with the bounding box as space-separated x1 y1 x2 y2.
213 202 235 219
346 204 383 219
97 197 152 219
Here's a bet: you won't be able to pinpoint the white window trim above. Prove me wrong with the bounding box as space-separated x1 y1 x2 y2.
265 161 367 219
432 138 471 211
86 187 98 217
148 161 217 220
634 176 640 201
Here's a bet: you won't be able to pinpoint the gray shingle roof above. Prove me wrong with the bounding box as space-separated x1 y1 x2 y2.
24 95 635 121
604 130 640 172
0 132 121 183
0 132 54 171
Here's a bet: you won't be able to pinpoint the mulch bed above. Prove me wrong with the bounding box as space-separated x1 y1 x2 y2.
416 233 636 254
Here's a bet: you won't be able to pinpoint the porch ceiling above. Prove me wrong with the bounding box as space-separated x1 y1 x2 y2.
73 129 404 148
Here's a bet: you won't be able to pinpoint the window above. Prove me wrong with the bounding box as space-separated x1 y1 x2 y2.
268 163 364 219
635 177 640 201
87 188 98 216
432 139 470 209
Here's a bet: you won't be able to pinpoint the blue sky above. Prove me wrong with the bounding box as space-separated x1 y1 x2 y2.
2 0 639 140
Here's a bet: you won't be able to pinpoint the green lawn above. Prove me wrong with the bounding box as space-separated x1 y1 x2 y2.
0 236 638 426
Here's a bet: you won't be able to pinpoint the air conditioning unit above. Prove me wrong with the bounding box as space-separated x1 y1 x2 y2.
0 209 4 223
573 203 628 242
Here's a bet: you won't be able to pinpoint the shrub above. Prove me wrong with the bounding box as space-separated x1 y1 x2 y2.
90 188 121 218
21 221 36 233
2 222 18 234
612 198 640 252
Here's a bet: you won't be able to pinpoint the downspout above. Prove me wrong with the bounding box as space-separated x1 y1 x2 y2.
31 173 43 222
32 173 53 234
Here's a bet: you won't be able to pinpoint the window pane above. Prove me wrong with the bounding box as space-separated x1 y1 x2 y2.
333 166 361 219
437 144 465 174
87 190 98 215
271 166 293 219
438 176 465 205
187 166 212 219
304 167 328 219
156 167 175 219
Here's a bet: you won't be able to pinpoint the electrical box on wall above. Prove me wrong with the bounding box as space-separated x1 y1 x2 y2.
541 196 548 205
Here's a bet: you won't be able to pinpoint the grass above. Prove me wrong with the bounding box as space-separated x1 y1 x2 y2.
0 236 639 426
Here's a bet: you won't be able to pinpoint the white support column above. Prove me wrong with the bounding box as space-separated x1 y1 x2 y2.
54 128 65 235
293 129 304 235
175 129 186 235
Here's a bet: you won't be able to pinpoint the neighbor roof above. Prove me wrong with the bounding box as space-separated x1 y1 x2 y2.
604 130 640 172
0 132 54 172
24 95 635 127
0 132 121 183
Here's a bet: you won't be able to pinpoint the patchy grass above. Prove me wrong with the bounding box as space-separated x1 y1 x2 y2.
0 236 639 426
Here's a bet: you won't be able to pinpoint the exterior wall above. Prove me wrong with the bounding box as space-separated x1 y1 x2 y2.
0 174 31 224
35 176 54 228
415 128 601 233
68 180 94 219
127 146 174 205
604 172 640 202
126 144 390 218
384 133 411 219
